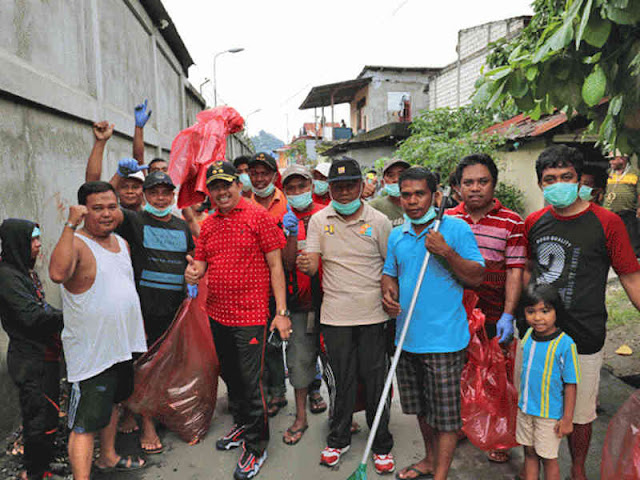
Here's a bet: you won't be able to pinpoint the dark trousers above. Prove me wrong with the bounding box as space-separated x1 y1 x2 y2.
210 320 269 455
264 299 286 398
8 354 59 479
322 323 394 454
618 210 640 256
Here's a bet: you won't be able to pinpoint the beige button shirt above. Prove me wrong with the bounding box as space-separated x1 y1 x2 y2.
306 203 392 326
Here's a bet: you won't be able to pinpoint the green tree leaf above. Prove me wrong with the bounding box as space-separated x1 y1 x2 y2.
576 0 594 48
583 14 612 48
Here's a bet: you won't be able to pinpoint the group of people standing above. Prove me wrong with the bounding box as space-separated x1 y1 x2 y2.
1 98 640 480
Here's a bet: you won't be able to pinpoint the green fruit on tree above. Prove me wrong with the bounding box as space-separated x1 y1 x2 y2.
582 65 607 107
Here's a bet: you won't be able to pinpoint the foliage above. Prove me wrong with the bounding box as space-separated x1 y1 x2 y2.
495 181 526 214
475 0 640 153
250 130 284 154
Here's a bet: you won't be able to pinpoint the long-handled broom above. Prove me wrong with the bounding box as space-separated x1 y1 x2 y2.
348 188 450 480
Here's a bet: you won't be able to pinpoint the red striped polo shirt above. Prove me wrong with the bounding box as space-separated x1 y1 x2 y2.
447 199 526 323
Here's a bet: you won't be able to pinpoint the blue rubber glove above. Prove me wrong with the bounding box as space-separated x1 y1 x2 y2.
282 205 299 237
117 158 148 177
496 312 514 344
187 284 198 299
134 99 152 128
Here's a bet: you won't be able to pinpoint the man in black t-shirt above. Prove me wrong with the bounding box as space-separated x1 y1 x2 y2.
114 169 195 455
524 145 640 480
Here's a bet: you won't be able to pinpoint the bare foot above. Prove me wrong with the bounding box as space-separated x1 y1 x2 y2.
118 410 139 434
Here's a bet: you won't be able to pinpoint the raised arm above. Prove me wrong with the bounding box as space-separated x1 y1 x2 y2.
133 99 152 166
49 206 87 284
86 121 114 182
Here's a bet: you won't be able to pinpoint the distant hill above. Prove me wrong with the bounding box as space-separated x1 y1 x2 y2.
251 130 284 154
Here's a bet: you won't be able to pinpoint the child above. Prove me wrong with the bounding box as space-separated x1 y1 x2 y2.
517 283 580 480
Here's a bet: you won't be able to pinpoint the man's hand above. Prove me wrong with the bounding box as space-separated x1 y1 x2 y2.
496 312 514 344
636 206 640 218
184 255 202 285
555 416 573 438
282 205 299 237
362 179 377 199
134 99 152 128
382 281 401 318
92 121 114 142
296 251 312 274
117 158 148 177
425 230 452 257
68 205 88 228
271 314 292 341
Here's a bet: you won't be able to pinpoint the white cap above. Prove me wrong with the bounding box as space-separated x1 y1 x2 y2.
125 171 145 182
313 162 331 178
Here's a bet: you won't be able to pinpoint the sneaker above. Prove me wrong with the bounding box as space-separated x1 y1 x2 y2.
233 445 267 479
216 424 246 451
320 445 350 467
372 453 395 475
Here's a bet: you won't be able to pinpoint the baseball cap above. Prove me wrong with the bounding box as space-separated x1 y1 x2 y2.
206 161 238 184
233 155 251 168
124 170 145 183
282 164 312 185
382 157 410 175
249 152 277 172
328 157 362 183
143 171 176 190
313 162 331 178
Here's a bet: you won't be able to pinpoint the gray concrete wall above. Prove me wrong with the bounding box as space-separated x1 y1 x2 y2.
337 145 398 169
0 0 251 440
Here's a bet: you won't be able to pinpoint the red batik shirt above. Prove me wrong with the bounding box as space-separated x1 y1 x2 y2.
194 197 286 326
447 199 526 323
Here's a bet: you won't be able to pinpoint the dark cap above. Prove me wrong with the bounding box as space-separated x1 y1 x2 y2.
206 161 238 185
249 152 277 172
233 155 251 168
328 157 362 183
143 171 175 190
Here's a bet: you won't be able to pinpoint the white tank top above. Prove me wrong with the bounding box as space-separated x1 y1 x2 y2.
61 234 147 382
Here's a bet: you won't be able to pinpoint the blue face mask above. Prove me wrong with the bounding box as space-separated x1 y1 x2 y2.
313 180 329 195
287 191 313 210
578 185 593 201
332 198 362 215
32 227 41 238
384 183 401 197
404 206 437 225
239 173 252 191
543 182 579 208
252 182 275 198
144 202 173 217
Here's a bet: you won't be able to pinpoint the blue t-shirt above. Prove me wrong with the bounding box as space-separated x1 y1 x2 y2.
519 328 580 420
383 215 485 353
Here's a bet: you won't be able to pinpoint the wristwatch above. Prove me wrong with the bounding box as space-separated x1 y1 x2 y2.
65 222 78 230
277 309 291 317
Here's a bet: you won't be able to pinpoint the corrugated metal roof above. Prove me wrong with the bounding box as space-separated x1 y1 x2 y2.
484 111 568 140
299 78 371 109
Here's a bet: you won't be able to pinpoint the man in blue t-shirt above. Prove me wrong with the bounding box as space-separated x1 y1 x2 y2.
381 167 485 480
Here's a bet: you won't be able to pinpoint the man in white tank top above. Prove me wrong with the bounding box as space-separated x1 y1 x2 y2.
49 181 147 479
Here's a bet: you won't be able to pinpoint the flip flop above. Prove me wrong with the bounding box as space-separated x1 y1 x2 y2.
309 391 327 414
283 424 309 445
95 455 146 472
267 398 288 417
395 464 433 479
487 450 510 463
141 443 165 455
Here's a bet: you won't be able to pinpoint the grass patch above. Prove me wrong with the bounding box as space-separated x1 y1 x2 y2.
607 283 640 328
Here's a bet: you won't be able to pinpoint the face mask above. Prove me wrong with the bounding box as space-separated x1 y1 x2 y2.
252 173 276 198
144 202 173 217
578 185 593 201
332 198 362 215
384 183 401 197
287 191 313 211
313 180 329 195
404 206 437 225
239 173 252 192
543 182 579 208
32 227 41 238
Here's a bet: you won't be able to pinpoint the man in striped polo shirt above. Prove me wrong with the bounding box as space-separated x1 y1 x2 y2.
447 153 527 463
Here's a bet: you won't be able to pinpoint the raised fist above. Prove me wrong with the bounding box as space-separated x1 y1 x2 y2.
92 121 114 142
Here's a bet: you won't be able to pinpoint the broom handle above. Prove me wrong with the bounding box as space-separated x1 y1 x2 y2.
359 188 450 465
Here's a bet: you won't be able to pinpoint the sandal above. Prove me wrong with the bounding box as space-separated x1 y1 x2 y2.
95 455 146 472
267 397 288 417
141 442 165 455
395 463 433 479
283 424 308 445
487 449 510 463
309 391 327 414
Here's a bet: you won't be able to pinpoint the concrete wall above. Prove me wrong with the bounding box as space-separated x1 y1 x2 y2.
498 139 547 216
337 145 398 169
0 0 251 440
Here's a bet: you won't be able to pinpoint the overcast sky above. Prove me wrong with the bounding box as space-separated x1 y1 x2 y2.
163 0 534 143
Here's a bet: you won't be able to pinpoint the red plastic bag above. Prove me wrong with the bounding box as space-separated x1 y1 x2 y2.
461 292 519 451
168 106 244 208
601 389 640 480
127 297 219 444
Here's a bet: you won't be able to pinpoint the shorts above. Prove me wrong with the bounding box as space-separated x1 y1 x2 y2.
516 409 561 459
573 350 603 425
286 311 318 389
396 349 466 431
68 360 134 433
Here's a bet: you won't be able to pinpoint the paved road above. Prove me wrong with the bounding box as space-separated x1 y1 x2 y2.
102 368 632 480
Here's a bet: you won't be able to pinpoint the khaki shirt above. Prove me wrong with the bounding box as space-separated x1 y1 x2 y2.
306 203 392 326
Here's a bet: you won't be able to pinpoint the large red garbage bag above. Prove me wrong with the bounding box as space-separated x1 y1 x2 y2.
169 106 244 208
127 296 219 444
601 389 640 480
460 292 519 451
